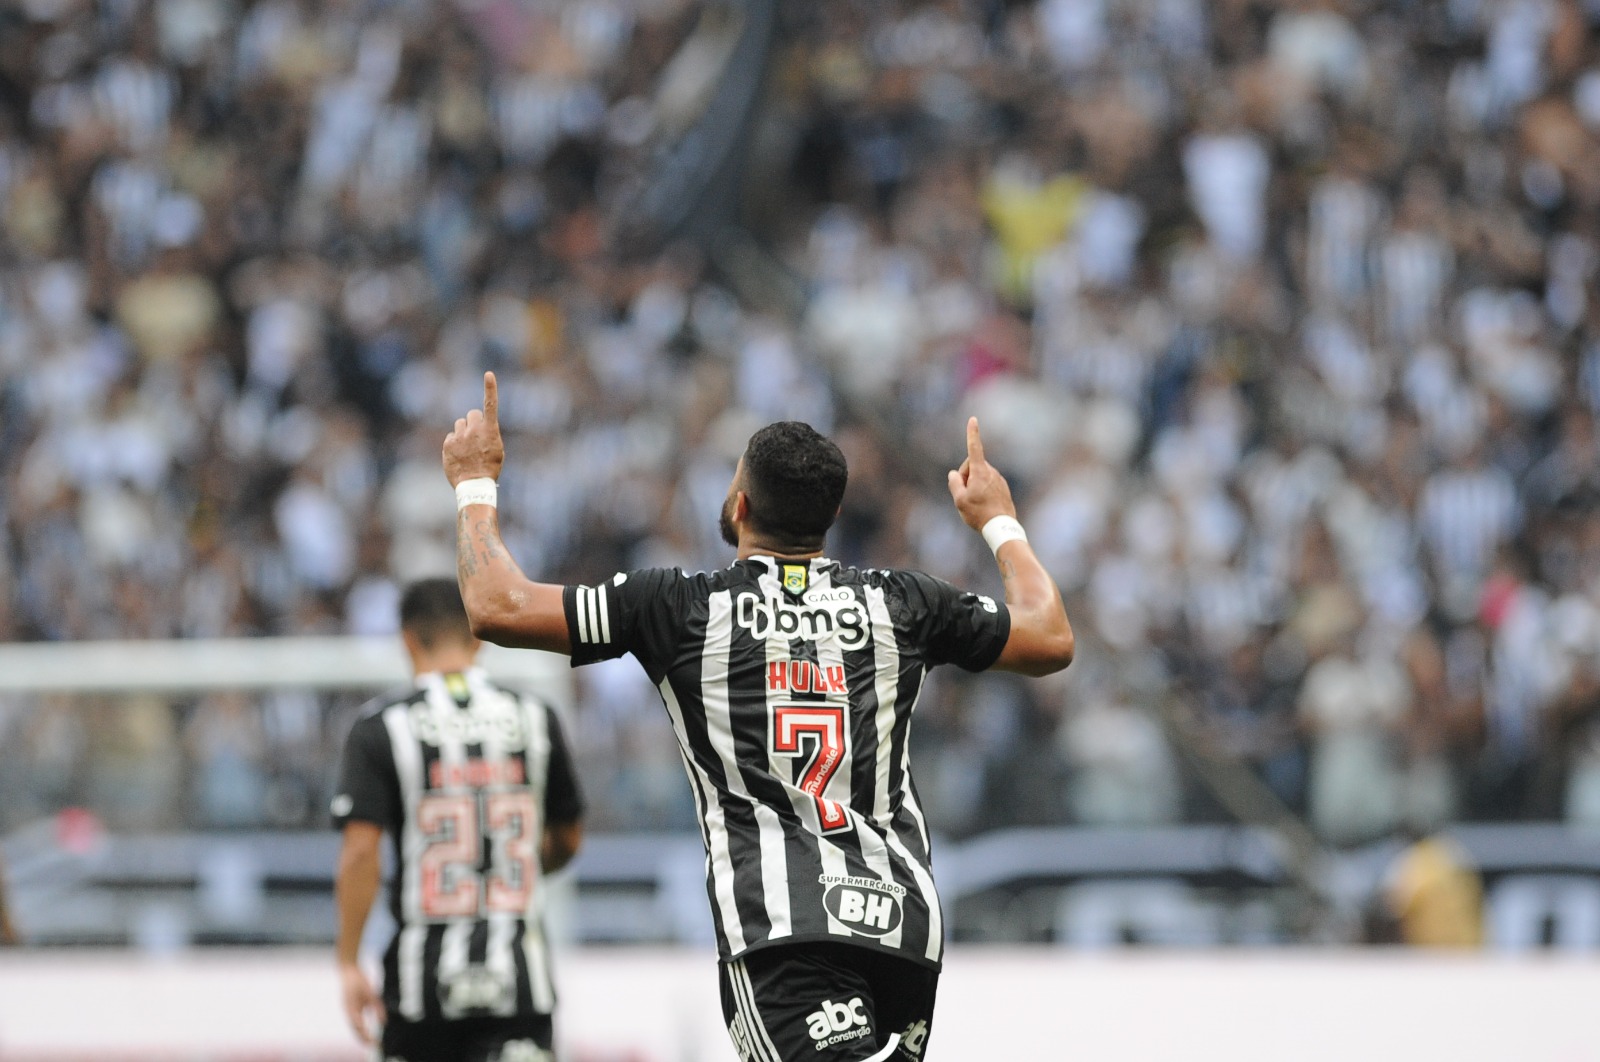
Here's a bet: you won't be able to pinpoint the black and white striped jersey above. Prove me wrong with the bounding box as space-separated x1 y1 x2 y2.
564 556 1010 970
332 669 583 1023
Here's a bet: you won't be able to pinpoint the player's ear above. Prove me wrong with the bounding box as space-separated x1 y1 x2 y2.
735 491 751 523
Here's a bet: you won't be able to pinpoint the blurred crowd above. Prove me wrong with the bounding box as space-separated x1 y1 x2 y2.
3 0 1600 845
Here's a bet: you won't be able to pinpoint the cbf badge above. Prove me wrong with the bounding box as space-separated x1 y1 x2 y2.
782 564 808 597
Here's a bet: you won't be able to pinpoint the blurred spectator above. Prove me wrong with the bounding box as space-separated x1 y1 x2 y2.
1060 688 1180 828
86 694 182 831
186 692 269 829
1184 127 1269 264
0 846 18 946
1381 832 1485 948
1297 619 1410 846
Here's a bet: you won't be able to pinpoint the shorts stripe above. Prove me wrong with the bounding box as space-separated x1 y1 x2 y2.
725 960 760 1061
857 1032 901 1062
730 960 782 1062
735 961 781 1062
727 964 764 1062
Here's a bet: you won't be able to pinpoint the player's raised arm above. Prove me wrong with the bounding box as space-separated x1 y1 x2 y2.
946 416 1075 676
443 372 571 653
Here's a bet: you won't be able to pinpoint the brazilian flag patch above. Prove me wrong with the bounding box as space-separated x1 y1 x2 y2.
782 564 808 597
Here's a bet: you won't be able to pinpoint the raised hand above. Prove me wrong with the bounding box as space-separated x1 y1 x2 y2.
443 371 505 487
945 416 1018 532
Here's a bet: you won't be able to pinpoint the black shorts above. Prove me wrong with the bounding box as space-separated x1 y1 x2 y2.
382 1013 553 1062
720 942 938 1062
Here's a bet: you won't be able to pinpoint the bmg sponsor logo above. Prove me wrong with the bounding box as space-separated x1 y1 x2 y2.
735 592 870 650
408 693 530 749
806 997 872 1051
819 874 905 937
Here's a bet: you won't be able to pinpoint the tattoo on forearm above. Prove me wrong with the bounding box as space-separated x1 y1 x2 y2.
456 513 478 577
999 557 1019 599
457 513 512 582
472 519 505 563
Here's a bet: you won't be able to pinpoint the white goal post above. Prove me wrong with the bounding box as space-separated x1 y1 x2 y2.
0 637 572 704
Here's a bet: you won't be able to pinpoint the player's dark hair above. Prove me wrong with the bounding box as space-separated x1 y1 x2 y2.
741 422 848 546
399 578 475 648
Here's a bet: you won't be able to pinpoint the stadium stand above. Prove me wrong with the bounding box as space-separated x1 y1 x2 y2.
2 0 1600 875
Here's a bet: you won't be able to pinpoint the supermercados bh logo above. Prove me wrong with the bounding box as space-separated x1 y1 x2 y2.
439 964 515 1016
819 874 905 937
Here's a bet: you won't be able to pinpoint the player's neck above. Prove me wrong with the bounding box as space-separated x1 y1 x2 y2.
737 537 825 562
409 649 480 677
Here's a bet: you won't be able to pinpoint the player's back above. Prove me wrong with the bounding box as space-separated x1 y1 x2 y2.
567 555 1010 968
335 670 574 1022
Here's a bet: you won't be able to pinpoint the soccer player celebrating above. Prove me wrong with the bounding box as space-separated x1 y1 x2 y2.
332 578 584 1062
444 373 1072 1062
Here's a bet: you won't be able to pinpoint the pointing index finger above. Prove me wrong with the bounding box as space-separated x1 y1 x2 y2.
483 371 498 425
965 416 985 465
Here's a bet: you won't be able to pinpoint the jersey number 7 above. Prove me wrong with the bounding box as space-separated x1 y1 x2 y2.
772 705 851 834
417 790 538 919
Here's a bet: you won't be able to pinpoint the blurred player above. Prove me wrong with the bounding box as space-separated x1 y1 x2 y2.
333 578 584 1062
443 373 1073 1061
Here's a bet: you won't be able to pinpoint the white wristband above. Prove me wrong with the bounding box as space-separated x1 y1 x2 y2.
455 477 498 510
981 515 1028 555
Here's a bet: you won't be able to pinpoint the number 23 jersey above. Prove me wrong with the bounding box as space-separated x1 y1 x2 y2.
333 669 583 1022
